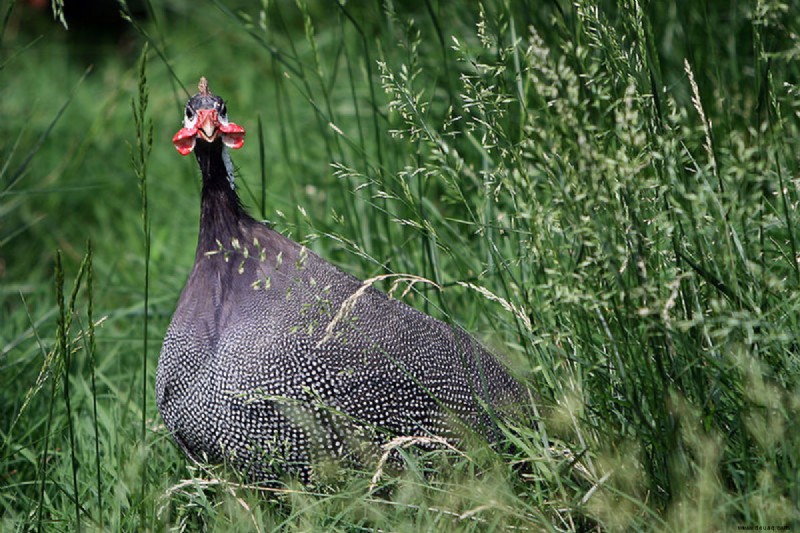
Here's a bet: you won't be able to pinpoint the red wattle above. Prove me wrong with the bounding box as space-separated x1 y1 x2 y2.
173 128 198 155
220 122 245 150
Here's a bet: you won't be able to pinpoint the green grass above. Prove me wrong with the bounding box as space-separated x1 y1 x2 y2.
2 0 799 530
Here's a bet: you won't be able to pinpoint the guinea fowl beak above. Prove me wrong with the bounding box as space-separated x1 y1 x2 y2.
196 109 219 142
172 109 246 156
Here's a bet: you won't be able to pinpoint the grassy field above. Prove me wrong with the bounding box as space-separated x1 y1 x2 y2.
2 0 799 530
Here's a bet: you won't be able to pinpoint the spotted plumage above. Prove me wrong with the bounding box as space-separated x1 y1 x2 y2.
156 78 528 482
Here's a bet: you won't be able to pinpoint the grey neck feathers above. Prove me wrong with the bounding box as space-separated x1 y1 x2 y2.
222 147 236 190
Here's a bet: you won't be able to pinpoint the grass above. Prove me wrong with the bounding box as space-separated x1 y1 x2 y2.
2 0 799 530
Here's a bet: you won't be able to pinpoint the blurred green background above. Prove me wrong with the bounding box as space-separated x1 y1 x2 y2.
2 0 799 530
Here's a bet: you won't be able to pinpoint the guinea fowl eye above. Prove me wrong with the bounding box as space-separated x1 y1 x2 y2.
218 102 227 117
185 107 194 120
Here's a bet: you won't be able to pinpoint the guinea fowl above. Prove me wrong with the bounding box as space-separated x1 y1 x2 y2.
156 78 528 482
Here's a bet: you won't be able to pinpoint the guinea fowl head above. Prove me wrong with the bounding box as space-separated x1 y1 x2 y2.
172 77 245 156
172 78 252 252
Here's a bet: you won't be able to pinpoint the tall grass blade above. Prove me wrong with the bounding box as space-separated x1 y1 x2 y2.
86 240 102 527
56 251 80 529
130 43 154 525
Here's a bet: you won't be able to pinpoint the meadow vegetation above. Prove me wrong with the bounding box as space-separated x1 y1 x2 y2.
1 0 799 530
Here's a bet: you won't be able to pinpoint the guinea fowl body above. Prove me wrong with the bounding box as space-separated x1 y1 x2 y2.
156 82 527 482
